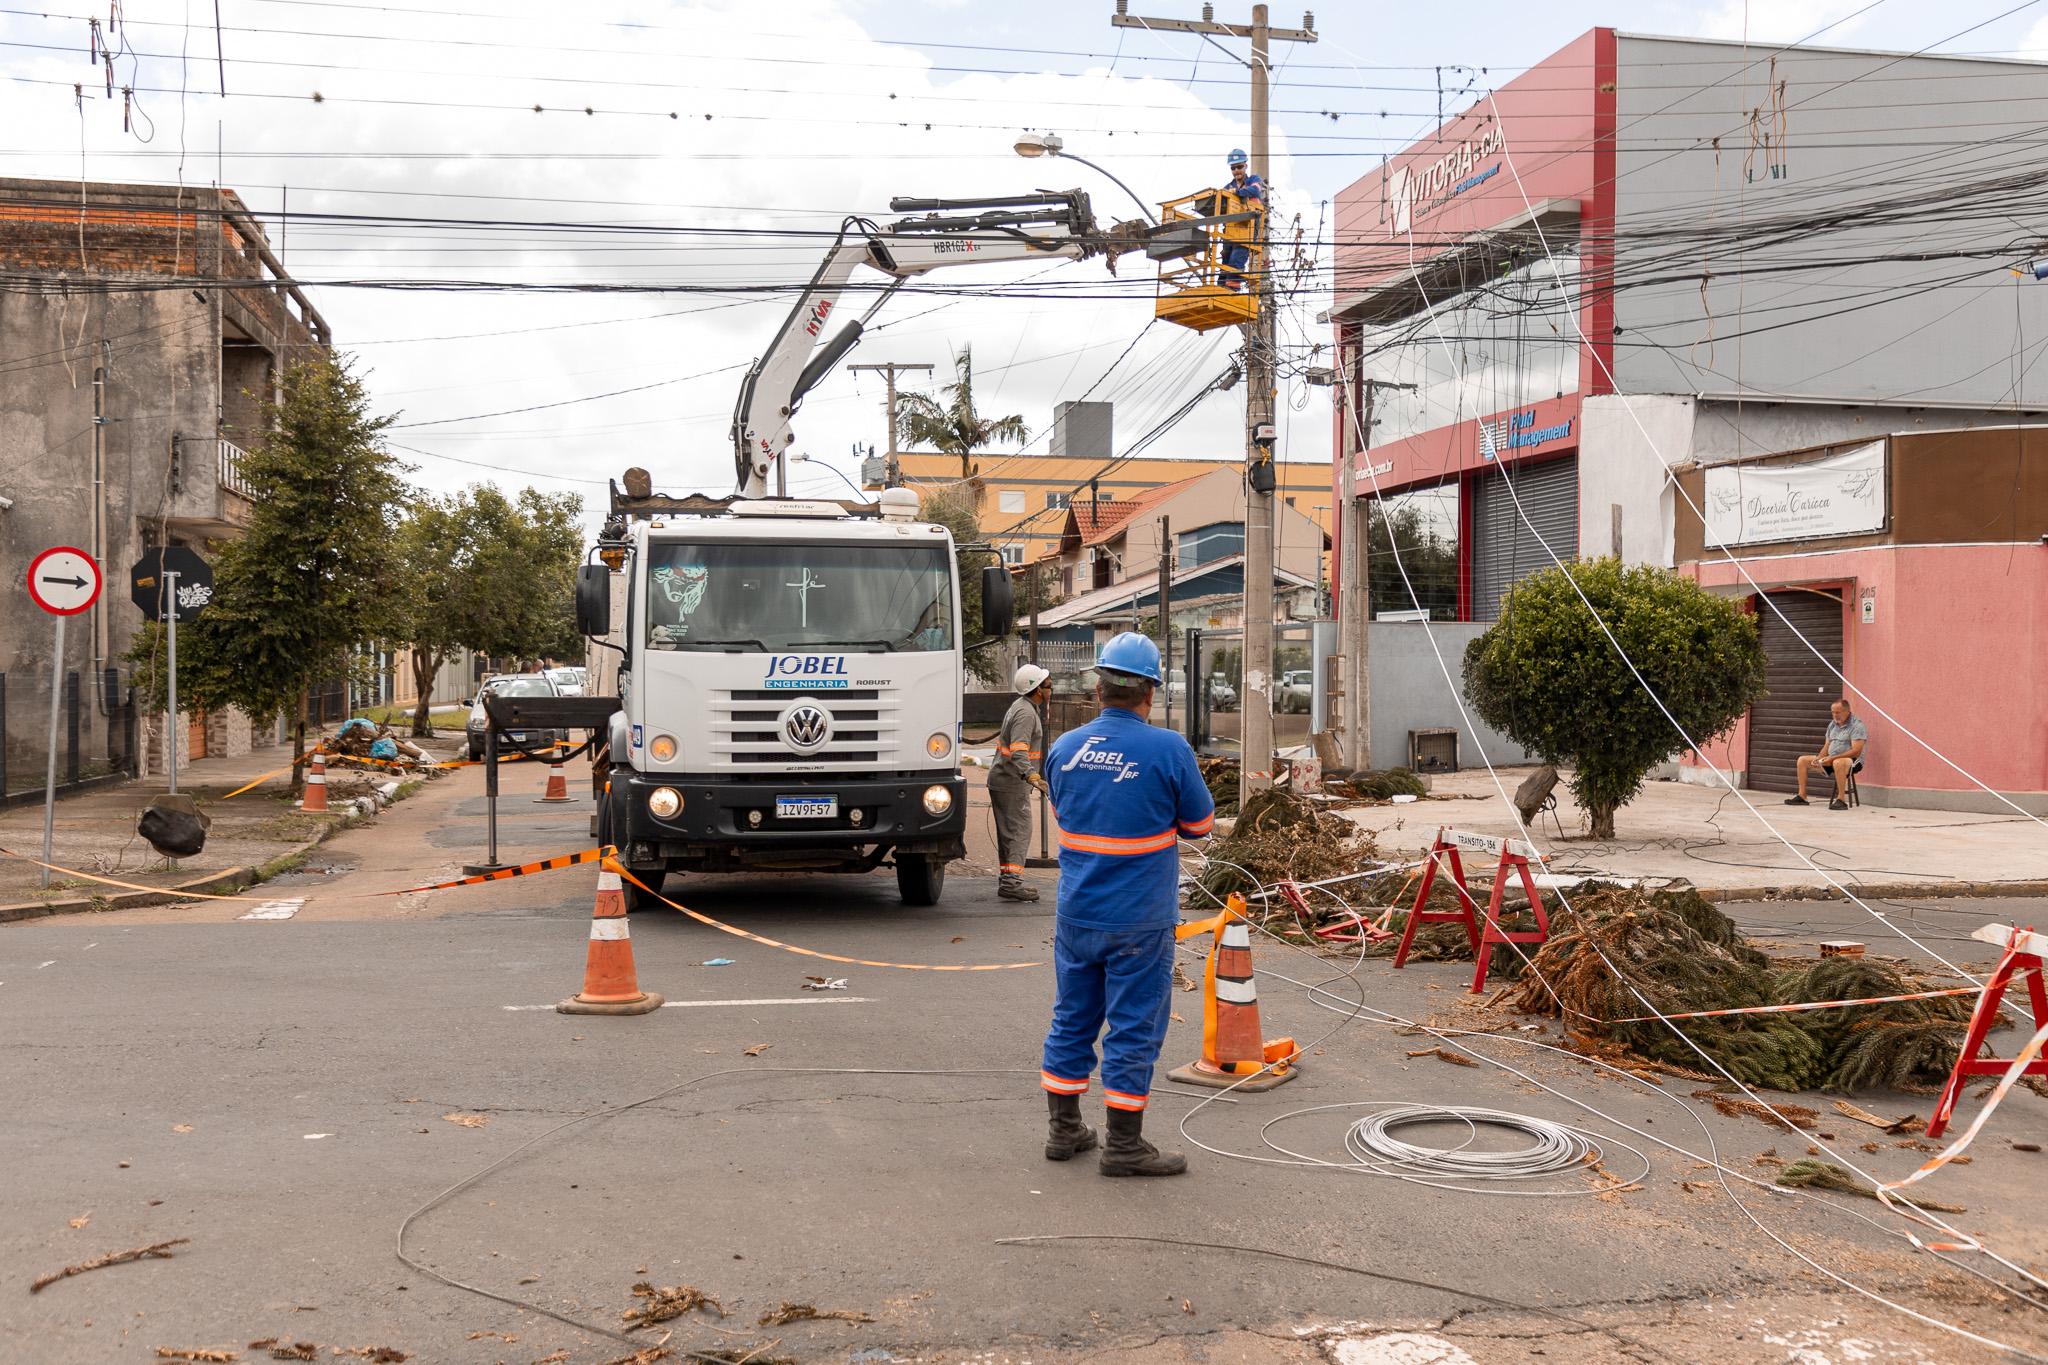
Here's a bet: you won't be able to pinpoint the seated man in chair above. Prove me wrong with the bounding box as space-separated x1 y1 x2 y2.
1786 699 1866 810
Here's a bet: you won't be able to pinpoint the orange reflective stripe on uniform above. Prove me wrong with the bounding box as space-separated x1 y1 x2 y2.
1000 863 1024 873
1058 828 1179 856
1041 1070 1089 1094
1103 1088 1149 1111
1178 813 1214 836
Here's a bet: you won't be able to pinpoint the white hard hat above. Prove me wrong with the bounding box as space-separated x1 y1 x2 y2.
1014 663 1051 694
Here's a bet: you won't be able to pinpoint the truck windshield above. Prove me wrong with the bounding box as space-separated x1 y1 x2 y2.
644 542 954 653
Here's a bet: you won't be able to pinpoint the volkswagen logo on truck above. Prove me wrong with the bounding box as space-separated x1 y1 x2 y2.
781 701 833 754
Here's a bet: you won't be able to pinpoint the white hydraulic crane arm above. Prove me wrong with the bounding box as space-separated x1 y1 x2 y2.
730 190 1131 496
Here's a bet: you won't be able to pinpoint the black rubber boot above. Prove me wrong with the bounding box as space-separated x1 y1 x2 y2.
1099 1107 1188 1177
1045 1092 1098 1161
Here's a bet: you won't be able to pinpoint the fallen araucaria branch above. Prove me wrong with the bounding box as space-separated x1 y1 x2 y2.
32 1238 191 1292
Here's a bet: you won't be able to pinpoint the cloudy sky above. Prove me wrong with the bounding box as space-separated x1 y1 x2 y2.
7 0 2047 528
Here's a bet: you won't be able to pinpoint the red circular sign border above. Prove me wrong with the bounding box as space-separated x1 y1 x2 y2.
27 545 104 617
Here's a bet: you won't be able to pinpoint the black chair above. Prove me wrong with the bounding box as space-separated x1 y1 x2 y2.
1842 758 1863 808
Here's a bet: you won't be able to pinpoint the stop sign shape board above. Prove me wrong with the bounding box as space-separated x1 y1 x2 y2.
27 547 102 616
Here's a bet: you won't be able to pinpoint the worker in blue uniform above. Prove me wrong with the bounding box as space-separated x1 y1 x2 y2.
1038 632 1216 1176
1219 148 1263 292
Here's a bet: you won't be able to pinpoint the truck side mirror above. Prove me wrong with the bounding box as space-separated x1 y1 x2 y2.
576 564 611 638
981 563 1015 638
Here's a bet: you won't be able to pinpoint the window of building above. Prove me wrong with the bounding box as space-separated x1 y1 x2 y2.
1000 544 1024 566
1177 521 1245 566
1047 492 1072 510
1365 484 1460 621
999 489 1026 514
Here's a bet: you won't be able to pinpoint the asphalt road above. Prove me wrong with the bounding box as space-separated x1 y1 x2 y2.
5 760 2046 1365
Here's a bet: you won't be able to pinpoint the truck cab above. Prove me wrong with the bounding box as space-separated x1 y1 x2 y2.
588 494 1003 907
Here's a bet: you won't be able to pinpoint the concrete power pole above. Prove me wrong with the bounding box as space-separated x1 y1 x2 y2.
849 362 933 489
1112 2 1315 792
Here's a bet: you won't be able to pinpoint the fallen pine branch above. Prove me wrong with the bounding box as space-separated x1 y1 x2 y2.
32 1238 190 1292
757 1302 875 1326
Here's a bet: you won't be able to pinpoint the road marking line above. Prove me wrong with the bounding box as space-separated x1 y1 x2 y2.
238 900 306 921
500 997 877 1012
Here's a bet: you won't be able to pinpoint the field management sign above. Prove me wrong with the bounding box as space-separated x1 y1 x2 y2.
1704 440 1886 548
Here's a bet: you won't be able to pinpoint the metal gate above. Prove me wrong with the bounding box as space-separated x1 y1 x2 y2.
1747 589 1844 795
1471 454 1578 622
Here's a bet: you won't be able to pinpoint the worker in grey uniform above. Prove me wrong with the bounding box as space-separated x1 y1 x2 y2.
990 664 1051 902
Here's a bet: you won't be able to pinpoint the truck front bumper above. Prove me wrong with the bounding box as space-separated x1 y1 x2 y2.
619 771 967 852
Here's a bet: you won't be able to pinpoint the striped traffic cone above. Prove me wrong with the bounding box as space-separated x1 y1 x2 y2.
1168 894 1299 1091
537 759 572 803
299 751 329 812
557 855 664 1015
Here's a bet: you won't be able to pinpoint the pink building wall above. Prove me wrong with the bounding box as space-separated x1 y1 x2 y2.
1682 545 2048 804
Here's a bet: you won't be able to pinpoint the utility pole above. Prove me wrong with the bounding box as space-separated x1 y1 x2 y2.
848 362 932 489
1157 515 1172 730
1112 1 1316 791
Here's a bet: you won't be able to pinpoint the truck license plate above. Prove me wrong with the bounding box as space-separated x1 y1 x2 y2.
775 796 838 820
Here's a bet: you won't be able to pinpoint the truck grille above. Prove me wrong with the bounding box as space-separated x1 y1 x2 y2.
707 689 901 770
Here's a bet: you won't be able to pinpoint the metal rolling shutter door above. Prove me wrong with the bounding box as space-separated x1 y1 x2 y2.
1471 455 1578 623
1747 590 1845 795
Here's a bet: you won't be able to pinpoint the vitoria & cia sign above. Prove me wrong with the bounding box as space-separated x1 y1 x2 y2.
1387 124 1507 236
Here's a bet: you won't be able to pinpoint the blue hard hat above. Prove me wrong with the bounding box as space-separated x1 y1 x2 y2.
1095 631 1164 685
1226 148 1249 166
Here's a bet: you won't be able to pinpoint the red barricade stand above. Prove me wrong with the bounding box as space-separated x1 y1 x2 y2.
1469 836 1552 995
1390 828 1484 969
1926 925 2048 1139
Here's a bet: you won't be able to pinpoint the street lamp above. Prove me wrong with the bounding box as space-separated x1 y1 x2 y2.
1014 130 1156 226
789 451 871 501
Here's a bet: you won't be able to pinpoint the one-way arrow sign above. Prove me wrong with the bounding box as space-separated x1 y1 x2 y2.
26 547 102 616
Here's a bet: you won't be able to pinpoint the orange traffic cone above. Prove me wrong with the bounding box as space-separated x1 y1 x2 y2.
557 856 664 1015
299 750 329 812
537 759 572 803
1168 894 1299 1091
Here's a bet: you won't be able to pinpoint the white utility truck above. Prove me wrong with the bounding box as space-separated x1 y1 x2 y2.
576 190 1144 906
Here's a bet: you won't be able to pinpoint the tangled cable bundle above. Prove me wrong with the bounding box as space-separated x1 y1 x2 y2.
1501 884 1991 1095
1255 1101 1648 1196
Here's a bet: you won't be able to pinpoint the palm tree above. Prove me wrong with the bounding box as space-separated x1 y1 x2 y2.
896 345 1029 482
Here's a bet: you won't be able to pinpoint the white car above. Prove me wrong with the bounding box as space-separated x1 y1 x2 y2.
545 666 587 697
1279 670 1312 714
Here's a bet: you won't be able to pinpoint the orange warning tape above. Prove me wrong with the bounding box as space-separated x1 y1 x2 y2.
615 864 1041 971
378 847 607 893
1879 1018 2048 1244
0 842 609 903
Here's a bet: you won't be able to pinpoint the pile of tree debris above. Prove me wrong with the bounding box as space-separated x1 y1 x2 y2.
1198 758 1240 816
1189 788 1384 907
1500 883 1993 1095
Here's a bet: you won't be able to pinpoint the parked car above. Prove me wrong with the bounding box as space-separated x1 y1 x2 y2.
467 674 567 760
1278 669 1312 714
1207 674 1239 710
545 666 587 697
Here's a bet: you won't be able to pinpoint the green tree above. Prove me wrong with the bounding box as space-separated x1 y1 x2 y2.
126 355 406 793
388 485 586 734
917 489 1004 686
897 345 1029 480
1461 557 1766 839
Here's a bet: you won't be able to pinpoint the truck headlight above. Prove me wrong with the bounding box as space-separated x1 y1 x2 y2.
650 734 678 762
648 787 682 818
926 731 952 760
922 785 953 816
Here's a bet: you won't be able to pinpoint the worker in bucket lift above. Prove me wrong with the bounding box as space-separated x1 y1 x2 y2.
990 664 1052 902
1218 148 1262 292
1038 632 1215 1176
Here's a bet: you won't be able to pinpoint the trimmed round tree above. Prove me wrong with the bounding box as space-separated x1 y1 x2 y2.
1461 558 1767 839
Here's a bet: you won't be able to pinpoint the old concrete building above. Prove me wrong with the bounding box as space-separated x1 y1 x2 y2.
0 178 331 779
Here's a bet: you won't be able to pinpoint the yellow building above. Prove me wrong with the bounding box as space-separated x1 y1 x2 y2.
894 450 1334 572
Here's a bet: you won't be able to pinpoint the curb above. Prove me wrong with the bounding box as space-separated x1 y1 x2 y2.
1693 879 2048 904
0 798 385 926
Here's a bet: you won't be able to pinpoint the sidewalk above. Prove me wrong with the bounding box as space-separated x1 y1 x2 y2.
1332 765 2048 898
0 724 466 917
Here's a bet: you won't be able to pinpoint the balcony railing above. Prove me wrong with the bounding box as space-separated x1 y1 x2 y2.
218 439 258 500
